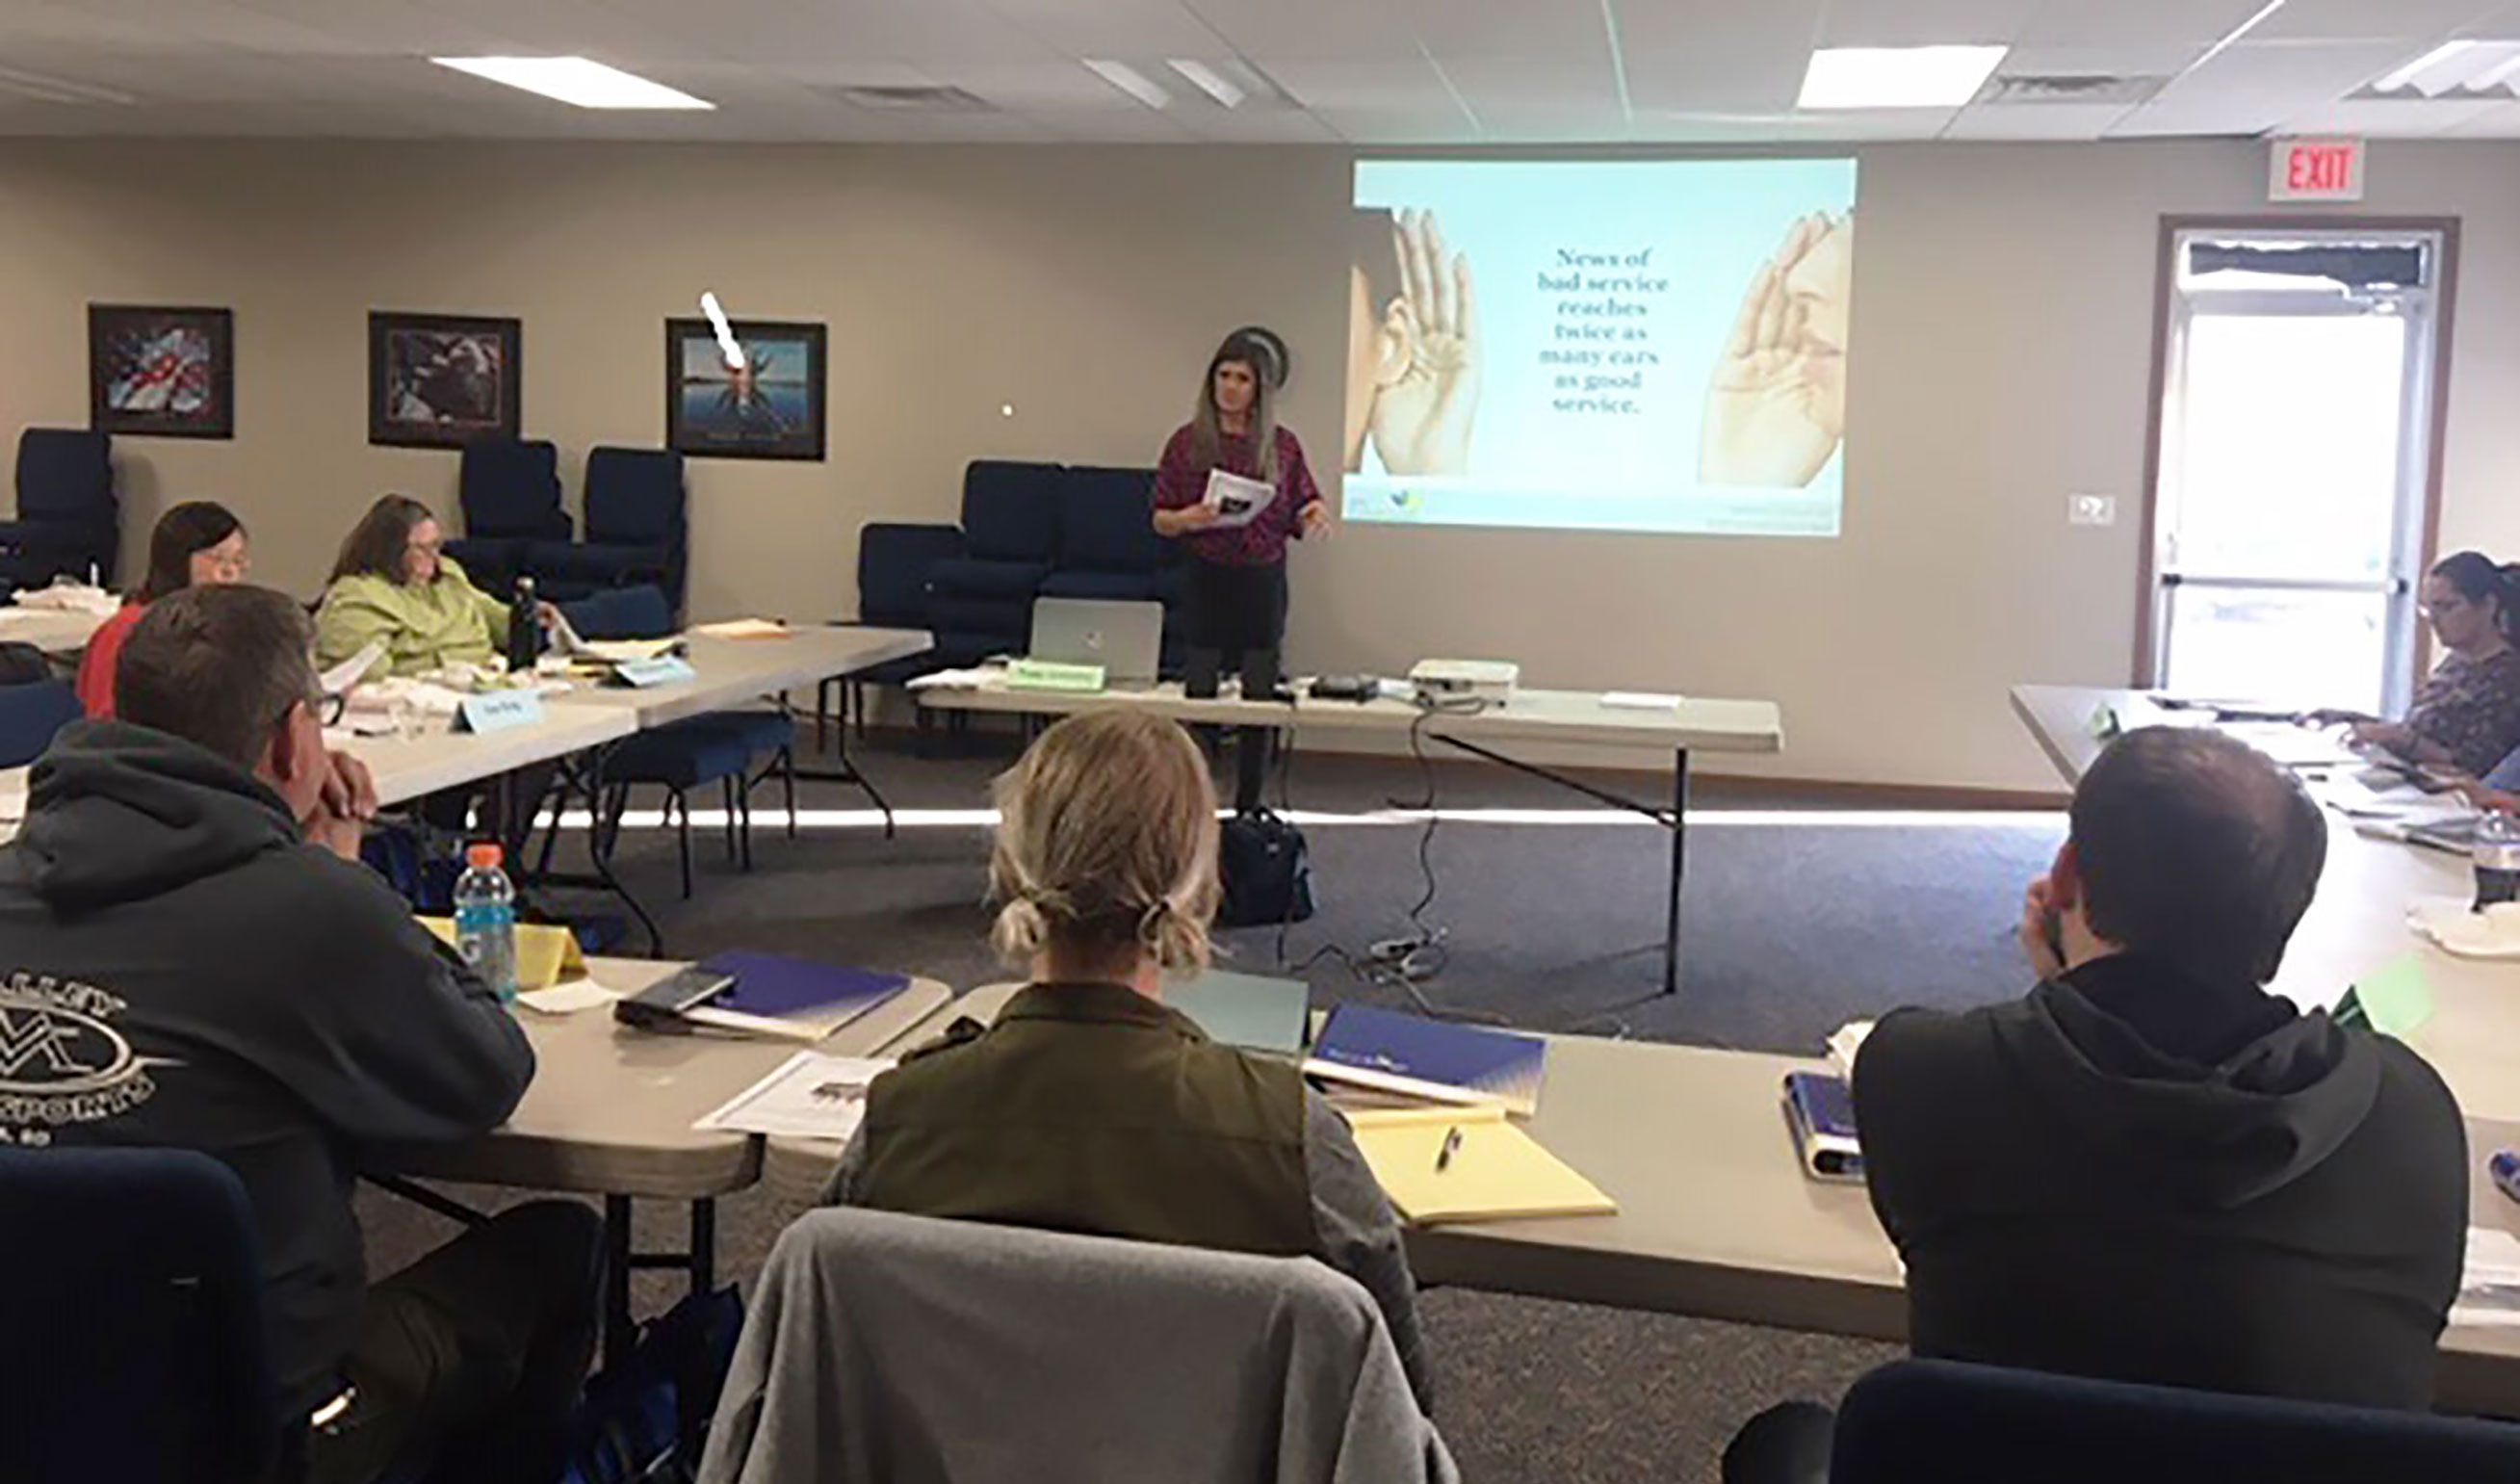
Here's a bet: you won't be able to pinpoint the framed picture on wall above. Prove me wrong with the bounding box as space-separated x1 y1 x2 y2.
88 304 235 439
664 317 826 460
368 311 522 449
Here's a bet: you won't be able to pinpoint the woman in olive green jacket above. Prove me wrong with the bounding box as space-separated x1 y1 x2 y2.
315 494 552 680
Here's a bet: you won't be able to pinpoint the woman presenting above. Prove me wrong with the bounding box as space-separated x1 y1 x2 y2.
1152 330 1332 690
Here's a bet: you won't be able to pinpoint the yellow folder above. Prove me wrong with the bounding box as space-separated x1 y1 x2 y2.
1345 1105 1617 1223
419 917 585 992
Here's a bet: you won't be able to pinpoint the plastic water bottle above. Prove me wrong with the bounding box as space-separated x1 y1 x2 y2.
454 843 519 1001
2474 811 2520 911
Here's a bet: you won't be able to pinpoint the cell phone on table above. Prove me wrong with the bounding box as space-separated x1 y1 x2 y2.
611 966 738 1032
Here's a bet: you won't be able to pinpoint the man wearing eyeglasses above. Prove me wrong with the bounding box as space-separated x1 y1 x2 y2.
0 584 597 1484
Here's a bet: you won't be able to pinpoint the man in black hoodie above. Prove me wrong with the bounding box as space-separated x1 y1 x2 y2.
0 586 598 1484
1851 726 2464 1408
1725 727 2467 1484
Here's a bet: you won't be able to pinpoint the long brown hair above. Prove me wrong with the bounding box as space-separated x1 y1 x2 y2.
329 494 436 586
1188 331 1280 482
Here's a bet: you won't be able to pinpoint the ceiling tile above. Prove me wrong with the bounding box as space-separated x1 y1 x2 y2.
2111 39 2417 136
1816 0 2042 48
2250 0 2504 45
1183 0 1422 64
2446 99 2520 133
2276 96 2506 135
2017 0 2278 49
978 0 1221 54
1266 59 1458 112
1312 107 1485 144
1171 106 1341 142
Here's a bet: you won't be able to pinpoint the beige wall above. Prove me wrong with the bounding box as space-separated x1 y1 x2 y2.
3 138 2516 790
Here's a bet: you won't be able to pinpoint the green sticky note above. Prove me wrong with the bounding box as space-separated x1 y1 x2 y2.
2344 954 2435 1038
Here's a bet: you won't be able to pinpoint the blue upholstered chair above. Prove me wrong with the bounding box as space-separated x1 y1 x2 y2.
526 447 688 615
563 586 794 898
0 1147 278 1484
0 428 118 592
923 460 1061 668
818 521 963 745
1039 463 1183 672
443 438 570 593
0 678 83 768
1831 1359 2520 1484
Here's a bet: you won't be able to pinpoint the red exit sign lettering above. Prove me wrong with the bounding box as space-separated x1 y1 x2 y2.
2270 137 2365 202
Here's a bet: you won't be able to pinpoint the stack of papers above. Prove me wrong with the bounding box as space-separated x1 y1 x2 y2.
696 1052 895 1140
2408 899 2520 961
11 583 117 616
906 668 996 692
1345 1105 1615 1223
691 618 789 640
2452 1227 2520 1329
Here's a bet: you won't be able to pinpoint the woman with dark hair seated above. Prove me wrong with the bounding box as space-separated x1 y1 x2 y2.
75 501 249 716
2312 550 2520 776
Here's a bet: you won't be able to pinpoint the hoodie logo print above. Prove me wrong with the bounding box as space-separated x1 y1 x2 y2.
0 974 174 1134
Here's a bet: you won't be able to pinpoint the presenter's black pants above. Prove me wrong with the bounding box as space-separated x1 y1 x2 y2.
1183 558 1289 812
1183 557 1289 655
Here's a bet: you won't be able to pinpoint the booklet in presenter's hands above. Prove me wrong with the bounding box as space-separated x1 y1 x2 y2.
1202 469 1277 530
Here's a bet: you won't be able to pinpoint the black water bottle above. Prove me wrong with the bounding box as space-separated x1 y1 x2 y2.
507 575 543 673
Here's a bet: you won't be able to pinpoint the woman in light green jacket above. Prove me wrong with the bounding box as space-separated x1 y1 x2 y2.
315 493 554 680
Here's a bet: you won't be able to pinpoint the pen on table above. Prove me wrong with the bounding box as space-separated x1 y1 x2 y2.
1435 1126 1463 1173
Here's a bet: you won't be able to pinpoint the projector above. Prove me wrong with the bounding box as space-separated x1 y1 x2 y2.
1409 658 1520 706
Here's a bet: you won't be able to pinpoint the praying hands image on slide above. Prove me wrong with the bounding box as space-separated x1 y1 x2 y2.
1701 212 1852 489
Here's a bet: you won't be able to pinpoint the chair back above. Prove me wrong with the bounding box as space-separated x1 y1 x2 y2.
698 1208 1453 1484
0 678 83 768
568 585 676 642
584 447 687 546
0 1146 276 1484
1055 465 1163 574
14 428 115 523
1832 1359 2520 1484
458 438 566 539
958 460 1061 563
856 523 964 627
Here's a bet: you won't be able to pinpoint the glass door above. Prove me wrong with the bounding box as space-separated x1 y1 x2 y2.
2147 227 2448 716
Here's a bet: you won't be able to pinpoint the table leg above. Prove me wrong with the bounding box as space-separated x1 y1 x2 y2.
1234 726 1270 813
1664 749 1690 998
602 1194 634 1371
689 1197 716 1294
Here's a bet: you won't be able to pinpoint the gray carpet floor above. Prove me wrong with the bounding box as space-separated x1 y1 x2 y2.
358 725 2063 1482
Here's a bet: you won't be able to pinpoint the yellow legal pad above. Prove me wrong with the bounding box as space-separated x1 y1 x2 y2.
418 917 585 992
1345 1105 1617 1224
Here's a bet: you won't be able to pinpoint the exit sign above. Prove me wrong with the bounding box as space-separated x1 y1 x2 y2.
2270 137 2365 202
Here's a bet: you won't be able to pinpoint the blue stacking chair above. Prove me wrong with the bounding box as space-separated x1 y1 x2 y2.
0 428 118 593
443 438 570 594
1832 1359 2520 1484
566 586 795 898
0 678 83 767
922 460 1061 668
0 1147 278 1484
527 447 688 615
1040 464 1183 673
819 521 963 746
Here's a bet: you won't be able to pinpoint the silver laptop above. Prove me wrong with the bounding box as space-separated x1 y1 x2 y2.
1028 598 1165 688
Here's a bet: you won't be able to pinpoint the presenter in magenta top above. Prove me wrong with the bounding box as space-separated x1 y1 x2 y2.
1151 330 1331 690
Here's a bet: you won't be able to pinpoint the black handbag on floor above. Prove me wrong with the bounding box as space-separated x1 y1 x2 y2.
1217 809 1315 928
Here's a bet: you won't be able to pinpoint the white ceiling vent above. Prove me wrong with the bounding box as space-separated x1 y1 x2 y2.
1977 73 2167 107
830 85 998 113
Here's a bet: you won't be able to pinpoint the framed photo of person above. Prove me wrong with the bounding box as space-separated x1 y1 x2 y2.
368 312 523 449
89 304 235 439
664 317 826 460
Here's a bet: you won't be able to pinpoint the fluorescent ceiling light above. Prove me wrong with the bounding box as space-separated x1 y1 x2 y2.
1166 59 1244 109
430 56 714 110
1082 59 1169 110
1797 45 2008 109
2367 39 2520 95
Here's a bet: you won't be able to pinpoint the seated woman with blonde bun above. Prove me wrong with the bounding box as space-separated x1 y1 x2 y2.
824 709 1431 1408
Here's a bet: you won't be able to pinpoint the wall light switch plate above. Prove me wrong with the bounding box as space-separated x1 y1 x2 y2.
2068 493 2117 527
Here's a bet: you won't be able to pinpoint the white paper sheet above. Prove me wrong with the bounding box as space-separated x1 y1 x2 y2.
320 639 387 696
695 1052 896 1139
516 980 620 1016
1203 469 1278 531
2453 1226 2520 1327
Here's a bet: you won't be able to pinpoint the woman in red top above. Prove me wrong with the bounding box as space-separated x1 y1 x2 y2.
1152 330 1332 683
75 501 250 716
